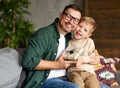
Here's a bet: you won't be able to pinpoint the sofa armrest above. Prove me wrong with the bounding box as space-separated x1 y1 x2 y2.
110 71 120 88
116 71 120 84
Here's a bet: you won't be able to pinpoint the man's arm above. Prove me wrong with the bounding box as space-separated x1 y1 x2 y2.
88 49 101 65
35 55 76 70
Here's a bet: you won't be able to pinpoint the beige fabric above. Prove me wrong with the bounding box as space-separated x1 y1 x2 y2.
65 38 95 74
67 71 100 88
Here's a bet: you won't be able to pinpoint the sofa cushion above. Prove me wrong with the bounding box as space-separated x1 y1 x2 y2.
0 47 22 88
95 57 119 87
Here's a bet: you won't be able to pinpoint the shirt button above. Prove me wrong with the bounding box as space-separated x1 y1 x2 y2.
54 53 56 55
57 44 59 46
41 82 43 85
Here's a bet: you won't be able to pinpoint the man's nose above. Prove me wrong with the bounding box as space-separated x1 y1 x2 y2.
69 19 75 25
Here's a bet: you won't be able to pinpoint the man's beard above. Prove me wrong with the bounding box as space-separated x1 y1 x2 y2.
58 21 70 33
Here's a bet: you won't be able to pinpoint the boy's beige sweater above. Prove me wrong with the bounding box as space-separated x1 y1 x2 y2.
64 38 96 74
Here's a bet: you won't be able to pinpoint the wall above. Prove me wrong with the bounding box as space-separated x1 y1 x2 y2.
26 0 83 30
84 0 120 69
84 0 120 57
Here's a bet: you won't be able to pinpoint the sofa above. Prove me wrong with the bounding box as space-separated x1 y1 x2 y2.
0 47 120 88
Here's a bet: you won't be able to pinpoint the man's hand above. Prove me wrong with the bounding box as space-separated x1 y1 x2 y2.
89 56 100 65
56 54 76 69
89 49 101 65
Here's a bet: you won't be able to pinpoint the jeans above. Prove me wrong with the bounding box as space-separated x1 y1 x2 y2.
40 77 79 88
100 83 110 88
40 77 110 88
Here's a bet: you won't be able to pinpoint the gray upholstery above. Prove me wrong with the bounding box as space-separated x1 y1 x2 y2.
0 47 22 88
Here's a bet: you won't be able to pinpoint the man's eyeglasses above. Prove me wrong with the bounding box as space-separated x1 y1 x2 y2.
63 12 80 25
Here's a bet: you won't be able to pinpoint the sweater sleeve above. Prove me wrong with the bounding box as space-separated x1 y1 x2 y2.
82 38 95 63
21 30 49 70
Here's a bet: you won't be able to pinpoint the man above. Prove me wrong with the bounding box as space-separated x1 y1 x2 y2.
21 4 82 88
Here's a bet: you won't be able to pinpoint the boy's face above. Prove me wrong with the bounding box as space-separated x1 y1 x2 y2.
73 21 93 39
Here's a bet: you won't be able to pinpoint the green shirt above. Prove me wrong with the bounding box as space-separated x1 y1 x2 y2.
21 18 71 88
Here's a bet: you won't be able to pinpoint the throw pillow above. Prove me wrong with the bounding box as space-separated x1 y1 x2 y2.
95 57 119 86
0 47 22 88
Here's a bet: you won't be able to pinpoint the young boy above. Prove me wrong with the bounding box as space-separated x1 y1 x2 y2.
63 17 100 88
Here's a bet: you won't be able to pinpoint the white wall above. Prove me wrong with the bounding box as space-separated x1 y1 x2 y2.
26 0 83 30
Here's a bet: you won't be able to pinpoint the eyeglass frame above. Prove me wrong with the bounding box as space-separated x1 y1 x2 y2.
62 12 80 25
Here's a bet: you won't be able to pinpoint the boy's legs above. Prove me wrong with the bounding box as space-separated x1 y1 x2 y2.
67 71 84 88
84 72 110 88
40 77 79 88
84 72 100 88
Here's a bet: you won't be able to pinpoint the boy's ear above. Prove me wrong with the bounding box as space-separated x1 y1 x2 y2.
89 33 92 37
87 33 92 38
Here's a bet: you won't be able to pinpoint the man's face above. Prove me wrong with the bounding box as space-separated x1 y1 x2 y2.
73 21 92 39
58 8 81 34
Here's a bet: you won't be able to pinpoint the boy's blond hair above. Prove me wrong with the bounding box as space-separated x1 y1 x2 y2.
80 17 96 34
